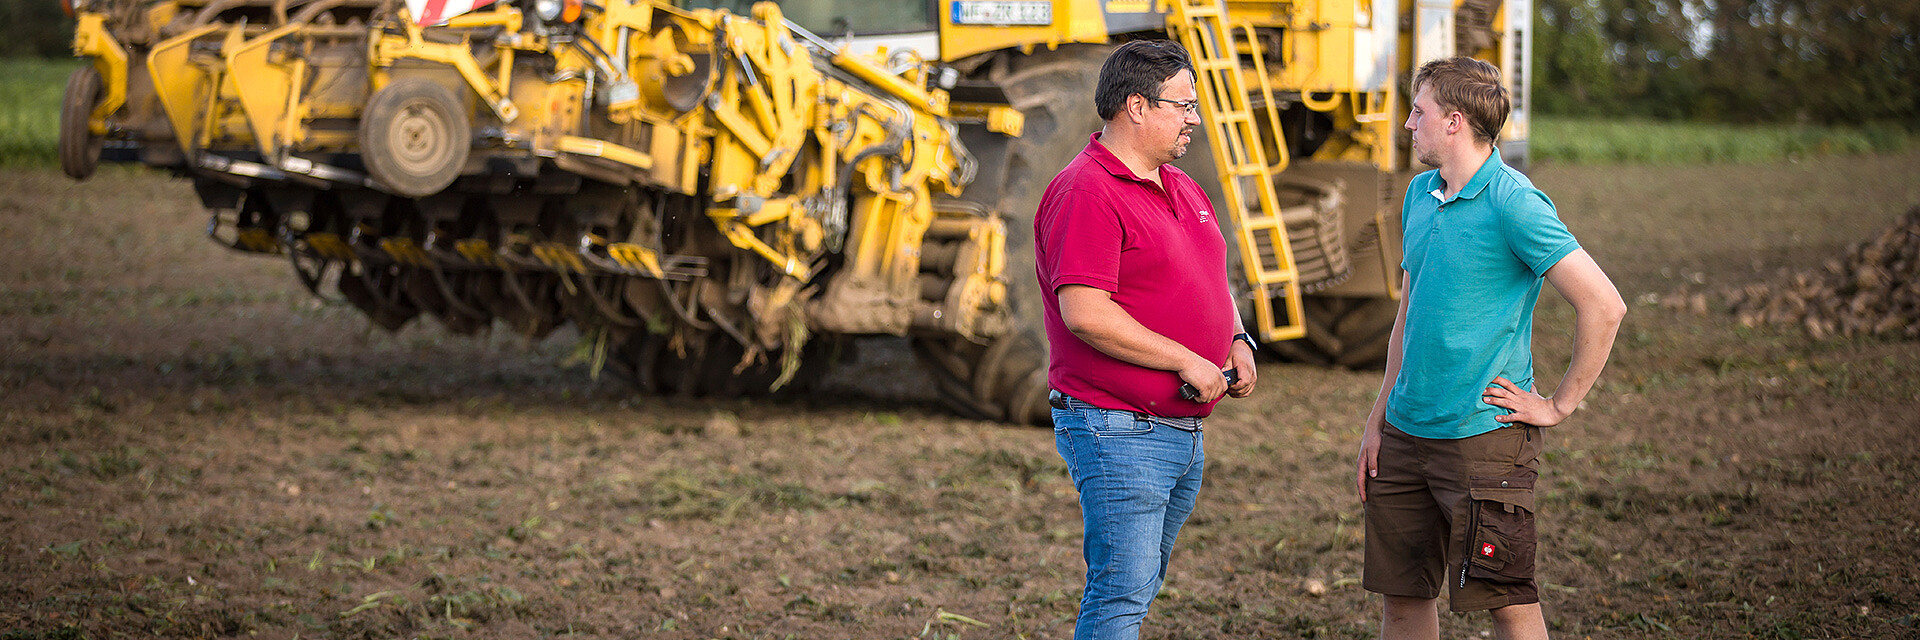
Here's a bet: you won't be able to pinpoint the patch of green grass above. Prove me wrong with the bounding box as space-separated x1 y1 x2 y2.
1534 116 1912 165
0 57 80 168
639 467 831 522
1 625 86 640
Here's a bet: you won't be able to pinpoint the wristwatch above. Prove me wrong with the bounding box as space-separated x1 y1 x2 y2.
1233 332 1257 351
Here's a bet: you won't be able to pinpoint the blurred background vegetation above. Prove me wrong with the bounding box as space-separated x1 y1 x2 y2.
0 0 74 59
1 0 1915 164
1535 0 1918 126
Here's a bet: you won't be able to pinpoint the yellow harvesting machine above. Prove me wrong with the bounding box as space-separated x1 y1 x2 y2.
61 0 1528 424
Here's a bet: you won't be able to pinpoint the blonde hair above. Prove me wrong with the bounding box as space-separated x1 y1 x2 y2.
1412 57 1510 145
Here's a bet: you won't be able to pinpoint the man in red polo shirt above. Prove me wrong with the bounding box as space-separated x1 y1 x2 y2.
1033 40 1258 640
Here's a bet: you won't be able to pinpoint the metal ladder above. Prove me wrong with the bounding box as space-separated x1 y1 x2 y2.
1167 0 1306 342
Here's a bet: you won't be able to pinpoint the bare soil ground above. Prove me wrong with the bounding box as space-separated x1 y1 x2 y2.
3 151 1919 639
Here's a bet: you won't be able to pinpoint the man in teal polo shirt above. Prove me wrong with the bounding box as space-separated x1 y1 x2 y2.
1356 57 1627 639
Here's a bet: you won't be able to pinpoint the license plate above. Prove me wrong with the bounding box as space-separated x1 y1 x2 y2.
952 1 1052 26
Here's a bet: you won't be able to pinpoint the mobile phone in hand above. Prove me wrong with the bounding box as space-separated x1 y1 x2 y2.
1179 368 1240 401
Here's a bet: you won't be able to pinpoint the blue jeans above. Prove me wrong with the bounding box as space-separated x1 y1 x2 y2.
1053 399 1206 640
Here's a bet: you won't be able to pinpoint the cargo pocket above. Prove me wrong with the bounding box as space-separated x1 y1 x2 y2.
1465 474 1536 584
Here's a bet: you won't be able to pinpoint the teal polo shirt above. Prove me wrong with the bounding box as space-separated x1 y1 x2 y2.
1387 150 1580 440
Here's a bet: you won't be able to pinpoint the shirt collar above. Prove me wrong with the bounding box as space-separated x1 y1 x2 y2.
1429 148 1505 203
1084 132 1163 185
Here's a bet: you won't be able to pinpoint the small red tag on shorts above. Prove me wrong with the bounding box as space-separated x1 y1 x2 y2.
1480 542 1496 557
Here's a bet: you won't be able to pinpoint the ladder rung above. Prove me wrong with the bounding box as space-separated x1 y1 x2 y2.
1209 135 1256 151
1177 4 1225 19
1255 269 1298 282
1211 154 1260 168
1225 122 1263 137
1213 134 1256 149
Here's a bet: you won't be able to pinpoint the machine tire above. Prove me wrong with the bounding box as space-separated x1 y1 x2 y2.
984 45 1113 243
924 44 1113 426
1268 295 1398 369
360 79 470 198
913 330 1051 425
60 65 104 181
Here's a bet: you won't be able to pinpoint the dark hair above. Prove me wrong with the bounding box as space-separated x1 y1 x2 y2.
1094 40 1195 121
1411 56 1510 145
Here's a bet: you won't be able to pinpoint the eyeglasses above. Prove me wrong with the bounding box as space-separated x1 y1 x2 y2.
1148 97 1200 114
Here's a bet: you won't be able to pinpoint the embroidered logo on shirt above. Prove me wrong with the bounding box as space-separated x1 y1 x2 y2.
1480 542 1497 557
1197 210 1212 223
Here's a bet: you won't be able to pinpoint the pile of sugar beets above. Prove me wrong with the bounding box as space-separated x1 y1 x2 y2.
1728 206 1920 340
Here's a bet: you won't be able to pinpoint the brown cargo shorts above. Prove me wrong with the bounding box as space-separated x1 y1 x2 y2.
1362 421 1544 612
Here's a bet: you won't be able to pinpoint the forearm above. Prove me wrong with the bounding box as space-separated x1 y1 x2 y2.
1542 249 1627 417
1067 301 1212 372
1548 303 1623 415
1369 336 1405 423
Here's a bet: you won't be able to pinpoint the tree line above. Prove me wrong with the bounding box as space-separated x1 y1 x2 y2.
1535 0 1919 125
4 0 1914 126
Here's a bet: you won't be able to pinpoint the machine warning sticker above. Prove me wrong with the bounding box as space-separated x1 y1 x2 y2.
952 1 1052 26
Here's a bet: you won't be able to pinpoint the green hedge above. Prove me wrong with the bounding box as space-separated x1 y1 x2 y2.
0 57 79 168
1532 116 1913 166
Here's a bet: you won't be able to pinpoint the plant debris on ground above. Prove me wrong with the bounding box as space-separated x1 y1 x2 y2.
3 152 1919 639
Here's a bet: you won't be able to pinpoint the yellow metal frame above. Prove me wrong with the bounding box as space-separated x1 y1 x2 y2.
697 3 976 308
78 0 1014 343
371 6 524 123
71 14 129 136
225 21 309 158
556 136 655 170
146 24 226 156
948 102 1026 136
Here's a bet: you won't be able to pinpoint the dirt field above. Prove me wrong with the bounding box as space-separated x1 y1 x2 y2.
3 150 1919 639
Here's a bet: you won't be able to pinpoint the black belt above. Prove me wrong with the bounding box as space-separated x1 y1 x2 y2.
1049 390 1204 432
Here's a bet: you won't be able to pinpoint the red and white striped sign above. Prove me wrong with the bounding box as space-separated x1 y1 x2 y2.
406 0 495 25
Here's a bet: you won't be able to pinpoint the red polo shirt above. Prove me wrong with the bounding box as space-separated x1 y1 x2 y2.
1034 133 1236 417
